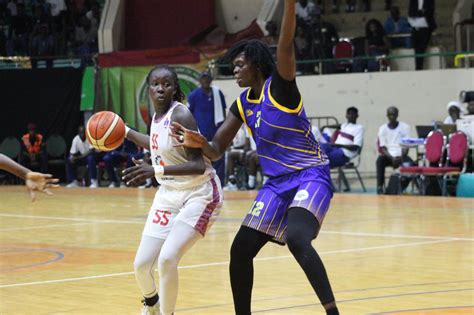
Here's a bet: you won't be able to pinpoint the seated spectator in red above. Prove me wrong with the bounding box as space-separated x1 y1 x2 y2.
384 6 412 48
365 19 389 72
30 23 55 68
320 107 364 168
20 123 48 173
376 106 413 194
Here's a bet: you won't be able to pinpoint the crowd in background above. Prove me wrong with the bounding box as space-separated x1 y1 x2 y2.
0 0 102 66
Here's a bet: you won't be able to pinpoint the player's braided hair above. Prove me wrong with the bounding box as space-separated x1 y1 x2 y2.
224 39 275 79
146 65 185 102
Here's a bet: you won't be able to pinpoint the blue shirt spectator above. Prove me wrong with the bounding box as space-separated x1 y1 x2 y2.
384 6 412 48
188 71 227 185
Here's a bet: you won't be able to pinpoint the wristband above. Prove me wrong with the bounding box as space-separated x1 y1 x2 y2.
125 125 131 137
153 165 164 177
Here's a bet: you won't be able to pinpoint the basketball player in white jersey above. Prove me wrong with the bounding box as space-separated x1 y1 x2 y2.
122 65 223 315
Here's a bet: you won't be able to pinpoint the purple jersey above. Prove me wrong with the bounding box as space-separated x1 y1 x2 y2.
236 76 329 178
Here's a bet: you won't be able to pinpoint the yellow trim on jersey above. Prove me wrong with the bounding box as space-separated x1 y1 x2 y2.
267 81 303 113
259 137 317 154
260 117 305 133
246 87 264 104
257 195 273 230
236 97 253 137
266 199 282 234
258 154 303 170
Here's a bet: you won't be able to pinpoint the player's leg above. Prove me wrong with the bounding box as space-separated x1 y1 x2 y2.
134 234 165 313
287 182 338 314
157 220 202 315
287 207 338 314
230 226 271 315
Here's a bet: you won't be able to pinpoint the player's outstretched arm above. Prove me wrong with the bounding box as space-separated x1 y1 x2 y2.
170 112 242 161
277 0 297 81
0 154 59 201
125 128 150 150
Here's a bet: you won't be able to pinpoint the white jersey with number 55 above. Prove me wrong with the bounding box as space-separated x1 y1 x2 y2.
149 102 215 189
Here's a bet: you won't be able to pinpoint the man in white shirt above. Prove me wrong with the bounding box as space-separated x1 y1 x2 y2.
66 125 91 187
320 107 364 168
296 0 316 24
376 106 412 194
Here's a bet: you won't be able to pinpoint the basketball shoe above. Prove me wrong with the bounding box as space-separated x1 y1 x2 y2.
141 300 160 315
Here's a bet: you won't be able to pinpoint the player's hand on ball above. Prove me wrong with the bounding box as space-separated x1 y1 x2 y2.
122 158 154 187
170 122 207 148
25 172 59 202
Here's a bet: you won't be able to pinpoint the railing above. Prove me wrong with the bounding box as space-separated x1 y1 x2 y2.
0 54 97 69
212 50 474 78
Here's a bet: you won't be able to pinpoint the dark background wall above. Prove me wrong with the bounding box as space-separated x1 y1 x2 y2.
0 68 84 148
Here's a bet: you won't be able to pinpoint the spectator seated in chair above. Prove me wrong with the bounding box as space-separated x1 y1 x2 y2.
225 125 249 191
443 101 463 124
20 123 48 173
376 106 414 194
320 107 364 168
384 6 412 48
103 138 143 188
66 125 91 187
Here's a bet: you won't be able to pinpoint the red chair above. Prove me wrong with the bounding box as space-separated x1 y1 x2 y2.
419 131 468 196
399 130 444 194
332 40 354 73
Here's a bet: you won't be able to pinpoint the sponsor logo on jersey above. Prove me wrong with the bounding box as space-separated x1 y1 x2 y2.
246 109 253 117
294 189 309 201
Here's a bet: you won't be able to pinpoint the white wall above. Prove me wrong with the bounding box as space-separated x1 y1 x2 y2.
215 0 266 33
215 68 474 174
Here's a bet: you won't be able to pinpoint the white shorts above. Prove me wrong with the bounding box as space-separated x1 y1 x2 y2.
143 176 223 239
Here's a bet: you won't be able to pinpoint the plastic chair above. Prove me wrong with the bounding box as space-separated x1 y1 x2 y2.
398 130 444 194
332 40 354 73
420 131 468 196
46 134 67 181
0 137 21 184
335 147 366 192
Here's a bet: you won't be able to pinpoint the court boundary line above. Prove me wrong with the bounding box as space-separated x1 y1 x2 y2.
0 238 457 288
0 213 472 241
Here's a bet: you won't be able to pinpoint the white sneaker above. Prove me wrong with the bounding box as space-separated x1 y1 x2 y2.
66 180 79 188
120 182 127 188
90 179 98 188
224 182 238 191
141 301 160 315
108 182 117 188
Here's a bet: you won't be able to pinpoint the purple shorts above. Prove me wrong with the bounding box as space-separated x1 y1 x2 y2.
241 165 333 244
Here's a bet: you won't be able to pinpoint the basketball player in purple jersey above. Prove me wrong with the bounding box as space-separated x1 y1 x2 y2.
0 153 59 201
171 0 339 314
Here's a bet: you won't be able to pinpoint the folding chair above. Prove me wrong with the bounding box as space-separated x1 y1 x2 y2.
0 137 21 184
420 131 469 196
399 130 444 194
335 147 366 192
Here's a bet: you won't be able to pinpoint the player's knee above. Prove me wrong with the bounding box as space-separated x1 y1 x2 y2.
286 235 310 257
134 257 150 275
230 238 254 261
158 253 178 273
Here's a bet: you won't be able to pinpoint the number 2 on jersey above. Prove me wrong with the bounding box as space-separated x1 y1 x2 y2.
248 201 264 216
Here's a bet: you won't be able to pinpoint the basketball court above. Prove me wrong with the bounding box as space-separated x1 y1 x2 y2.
0 187 472 314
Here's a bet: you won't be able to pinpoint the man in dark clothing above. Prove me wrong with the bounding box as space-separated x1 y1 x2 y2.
408 0 436 70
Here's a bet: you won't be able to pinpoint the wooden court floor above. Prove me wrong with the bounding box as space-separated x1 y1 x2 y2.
0 186 472 314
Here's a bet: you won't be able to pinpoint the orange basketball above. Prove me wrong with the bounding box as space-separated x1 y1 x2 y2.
86 111 125 151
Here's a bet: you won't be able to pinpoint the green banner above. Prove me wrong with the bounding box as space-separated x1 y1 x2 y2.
80 66 95 111
99 65 201 133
